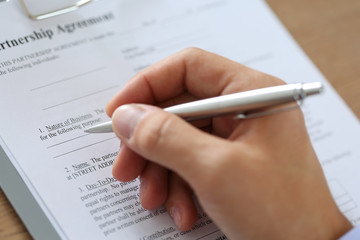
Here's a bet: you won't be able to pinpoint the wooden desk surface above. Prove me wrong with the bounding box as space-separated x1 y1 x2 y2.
1 1 359 239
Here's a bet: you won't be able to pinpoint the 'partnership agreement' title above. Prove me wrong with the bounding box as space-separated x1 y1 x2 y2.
0 12 114 52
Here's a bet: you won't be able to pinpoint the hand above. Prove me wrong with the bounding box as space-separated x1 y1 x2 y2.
106 48 352 239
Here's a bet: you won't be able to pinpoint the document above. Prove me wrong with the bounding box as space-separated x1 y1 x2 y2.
0 0 359 239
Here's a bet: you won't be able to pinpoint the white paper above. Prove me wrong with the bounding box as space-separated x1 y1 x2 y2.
0 0 359 239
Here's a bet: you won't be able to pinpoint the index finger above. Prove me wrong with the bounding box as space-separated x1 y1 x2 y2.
106 47 278 116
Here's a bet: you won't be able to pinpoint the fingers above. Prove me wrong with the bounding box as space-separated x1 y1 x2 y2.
138 162 168 210
114 145 198 231
113 146 169 211
112 144 146 182
106 47 272 117
166 173 198 231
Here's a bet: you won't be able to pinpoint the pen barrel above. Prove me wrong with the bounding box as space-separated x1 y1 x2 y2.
165 82 322 120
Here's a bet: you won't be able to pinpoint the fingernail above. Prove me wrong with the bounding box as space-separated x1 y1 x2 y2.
112 104 146 140
170 206 182 229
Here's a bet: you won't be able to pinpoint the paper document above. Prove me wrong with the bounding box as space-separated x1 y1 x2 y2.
0 0 359 239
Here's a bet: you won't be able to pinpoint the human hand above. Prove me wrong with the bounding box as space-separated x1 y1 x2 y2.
106 48 351 239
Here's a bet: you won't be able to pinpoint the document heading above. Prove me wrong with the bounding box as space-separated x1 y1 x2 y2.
0 12 114 53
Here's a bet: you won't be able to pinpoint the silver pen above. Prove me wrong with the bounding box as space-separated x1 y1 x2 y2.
85 82 323 133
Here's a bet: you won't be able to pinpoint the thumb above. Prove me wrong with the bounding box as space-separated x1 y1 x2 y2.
111 104 223 180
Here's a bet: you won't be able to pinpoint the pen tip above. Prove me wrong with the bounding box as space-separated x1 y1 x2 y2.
84 126 101 133
83 121 114 133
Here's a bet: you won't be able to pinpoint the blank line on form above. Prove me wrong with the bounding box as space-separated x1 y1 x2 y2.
42 85 119 111
53 137 117 159
30 67 107 91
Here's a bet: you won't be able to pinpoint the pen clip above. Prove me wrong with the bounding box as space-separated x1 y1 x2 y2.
235 91 305 120
234 102 301 119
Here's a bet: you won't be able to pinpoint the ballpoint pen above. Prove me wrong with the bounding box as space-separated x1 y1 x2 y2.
84 82 323 133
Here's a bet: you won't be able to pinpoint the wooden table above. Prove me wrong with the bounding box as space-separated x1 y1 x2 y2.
1 1 360 239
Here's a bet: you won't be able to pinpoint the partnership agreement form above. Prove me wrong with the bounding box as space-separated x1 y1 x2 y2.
0 0 359 239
